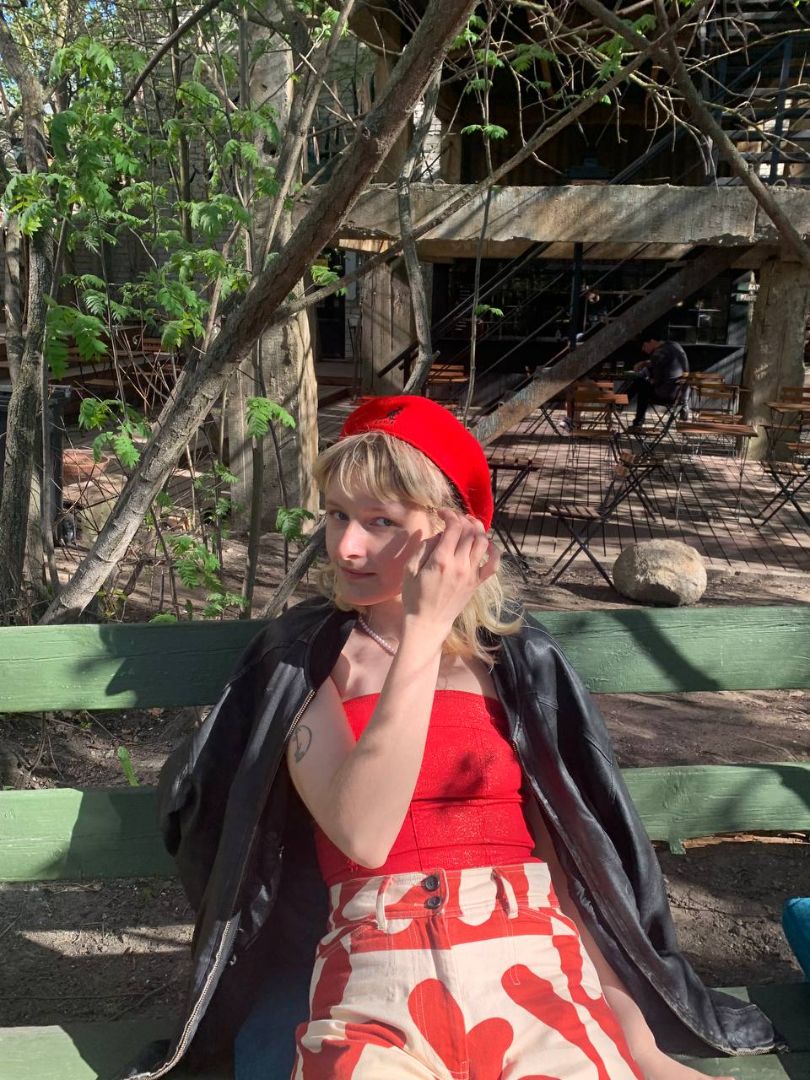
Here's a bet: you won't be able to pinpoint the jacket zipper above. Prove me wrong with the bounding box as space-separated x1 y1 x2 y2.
132 687 317 1079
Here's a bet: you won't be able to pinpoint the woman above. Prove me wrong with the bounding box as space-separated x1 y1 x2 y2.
144 396 777 1080
283 395 726 1079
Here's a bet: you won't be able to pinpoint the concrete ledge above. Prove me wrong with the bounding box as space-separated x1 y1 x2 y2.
329 183 810 258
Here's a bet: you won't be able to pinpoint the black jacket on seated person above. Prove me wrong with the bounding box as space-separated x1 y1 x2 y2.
120 596 780 1079
647 340 689 393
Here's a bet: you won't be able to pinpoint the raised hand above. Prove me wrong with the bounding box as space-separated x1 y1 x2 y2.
400 509 499 638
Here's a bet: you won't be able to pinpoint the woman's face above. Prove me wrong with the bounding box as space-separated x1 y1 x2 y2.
324 480 438 607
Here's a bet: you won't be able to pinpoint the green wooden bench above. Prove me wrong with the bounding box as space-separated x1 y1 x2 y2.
1 606 809 1079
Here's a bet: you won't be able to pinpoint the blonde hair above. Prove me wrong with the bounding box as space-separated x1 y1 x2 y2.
313 430 523 663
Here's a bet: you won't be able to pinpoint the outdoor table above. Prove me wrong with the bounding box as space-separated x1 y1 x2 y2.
486 451 540 571
569 388 629 433
754 401 810 528
674 419 757 515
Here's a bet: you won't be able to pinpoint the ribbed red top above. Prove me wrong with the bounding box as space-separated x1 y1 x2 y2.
313 689 538 886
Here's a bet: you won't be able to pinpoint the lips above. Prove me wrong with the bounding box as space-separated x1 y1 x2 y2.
339 567 374 578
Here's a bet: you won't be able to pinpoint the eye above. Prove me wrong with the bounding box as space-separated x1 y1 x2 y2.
327 509 348 522
371 516 397 527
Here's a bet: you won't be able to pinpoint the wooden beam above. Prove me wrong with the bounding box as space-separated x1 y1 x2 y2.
1 606 808 713
473 245 750 445
0 1018 228 1080
2 762 808 882
623 763 810 846
0 1008 807 1079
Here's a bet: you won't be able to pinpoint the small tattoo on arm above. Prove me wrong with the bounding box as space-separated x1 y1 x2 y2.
292 725 313 763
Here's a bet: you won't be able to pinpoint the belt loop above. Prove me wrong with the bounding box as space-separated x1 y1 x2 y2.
375 875 393 932
492 867 518 918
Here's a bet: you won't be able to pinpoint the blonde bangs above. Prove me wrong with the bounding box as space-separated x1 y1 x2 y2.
313 431 523 662
313 431 455 513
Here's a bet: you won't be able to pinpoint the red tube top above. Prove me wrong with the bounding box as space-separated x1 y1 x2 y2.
313 689 539 885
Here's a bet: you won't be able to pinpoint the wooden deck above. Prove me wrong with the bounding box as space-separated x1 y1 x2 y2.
318 401 810 575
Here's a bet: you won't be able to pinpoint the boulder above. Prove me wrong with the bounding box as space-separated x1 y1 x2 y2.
612 539 707 606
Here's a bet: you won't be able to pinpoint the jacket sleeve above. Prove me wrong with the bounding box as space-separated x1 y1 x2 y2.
518 616 779 1055
156 626 279 910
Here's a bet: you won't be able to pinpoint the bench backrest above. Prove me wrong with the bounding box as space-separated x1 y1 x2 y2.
2 606 809 713
1 605 808 882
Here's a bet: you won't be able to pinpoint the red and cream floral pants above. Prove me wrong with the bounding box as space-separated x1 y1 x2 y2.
291 862 643 1079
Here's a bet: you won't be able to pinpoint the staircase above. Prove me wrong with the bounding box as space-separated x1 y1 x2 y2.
374 2 809 432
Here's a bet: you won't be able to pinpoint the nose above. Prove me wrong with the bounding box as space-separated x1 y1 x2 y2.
336 519 367 561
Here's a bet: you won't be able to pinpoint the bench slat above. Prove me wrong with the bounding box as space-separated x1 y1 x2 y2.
623 764 810 845
2 985 807 1079
1 607 809 712
2 764 808 882
0 1018 229 1079
0 789 175 881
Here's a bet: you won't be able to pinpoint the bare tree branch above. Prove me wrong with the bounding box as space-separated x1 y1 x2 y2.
270 0 713 330
124 0 225 106
577 0 810 273
40 0 478 623
400 66 442 394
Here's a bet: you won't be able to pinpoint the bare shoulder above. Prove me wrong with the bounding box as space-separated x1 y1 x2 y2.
437 653 498 699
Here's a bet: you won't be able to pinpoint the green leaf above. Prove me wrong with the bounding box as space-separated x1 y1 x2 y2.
113 431 140 469
511 43 555 74
49 111 77 159
276 506 315 543
45 333 69 377
310 263 341 288
245 396 296 439
116 746 140 787
149 613 179 624
78 398 113 430
482 124 508 140
463 78 493 94
474 49 504 69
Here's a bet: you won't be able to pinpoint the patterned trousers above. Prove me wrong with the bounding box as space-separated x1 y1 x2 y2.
291 862 644 1079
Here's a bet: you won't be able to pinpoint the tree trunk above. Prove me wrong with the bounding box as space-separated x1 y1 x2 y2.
2 213 23 385
0 17 53 622
742 258 810 460
40 0 476 623
227 26 319 533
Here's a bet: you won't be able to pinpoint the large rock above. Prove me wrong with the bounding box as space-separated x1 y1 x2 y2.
612 540 707 606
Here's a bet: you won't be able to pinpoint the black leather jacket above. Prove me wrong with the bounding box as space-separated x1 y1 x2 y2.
124 596 778 1078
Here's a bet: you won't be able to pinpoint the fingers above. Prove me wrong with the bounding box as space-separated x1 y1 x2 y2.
401 528 427 579
433 509 499 583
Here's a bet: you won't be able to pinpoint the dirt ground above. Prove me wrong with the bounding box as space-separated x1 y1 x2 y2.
1 555 808 1029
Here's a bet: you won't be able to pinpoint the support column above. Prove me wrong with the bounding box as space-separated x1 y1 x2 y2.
358 255 413 393
226 29 319 533
742 257 810 460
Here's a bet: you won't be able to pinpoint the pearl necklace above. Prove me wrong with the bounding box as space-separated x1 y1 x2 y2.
357 615 398 656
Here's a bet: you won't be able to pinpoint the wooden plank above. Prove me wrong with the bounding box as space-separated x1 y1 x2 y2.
1 607 809 713
0 789 176 881
535 606 810 694
0 1019 230 1080
0 620 260 712
623 764 810 844
0 996 807 1080
677 1053 810 1078
2 763 808 881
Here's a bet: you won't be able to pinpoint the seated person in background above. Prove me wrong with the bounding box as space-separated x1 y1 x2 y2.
629 335 691 431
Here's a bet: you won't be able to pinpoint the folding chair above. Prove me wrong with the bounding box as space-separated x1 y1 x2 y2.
543 451 660 587
754 449 810 529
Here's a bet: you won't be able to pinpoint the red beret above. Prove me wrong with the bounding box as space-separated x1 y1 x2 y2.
340 395 493 529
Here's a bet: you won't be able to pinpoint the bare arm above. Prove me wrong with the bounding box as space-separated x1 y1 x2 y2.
286 626 444 868
526 801 731 1080
287 511 498 869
